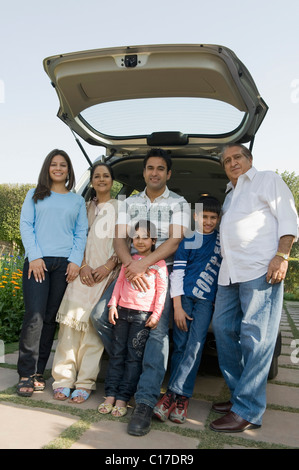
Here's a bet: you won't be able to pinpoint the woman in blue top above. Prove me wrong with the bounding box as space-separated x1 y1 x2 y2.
17 149 88 397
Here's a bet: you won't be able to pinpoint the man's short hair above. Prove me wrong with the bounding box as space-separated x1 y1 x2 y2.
143 148 172 172
196 196 221 215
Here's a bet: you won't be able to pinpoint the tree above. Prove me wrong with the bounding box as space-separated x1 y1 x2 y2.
278 171 299 259
279 171 299 209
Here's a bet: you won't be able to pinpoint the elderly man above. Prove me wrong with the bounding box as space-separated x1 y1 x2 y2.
210 143 298 432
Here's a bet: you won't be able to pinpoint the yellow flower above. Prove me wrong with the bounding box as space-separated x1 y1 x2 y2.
14 286 20 290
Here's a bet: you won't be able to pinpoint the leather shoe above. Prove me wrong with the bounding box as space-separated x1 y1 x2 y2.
211 400 232 414
127 403 153 436
209 411 261 433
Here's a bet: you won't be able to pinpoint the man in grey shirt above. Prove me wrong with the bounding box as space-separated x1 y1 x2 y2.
91 148 190 436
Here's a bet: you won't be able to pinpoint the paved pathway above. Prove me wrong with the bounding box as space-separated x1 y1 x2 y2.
0 301 298 451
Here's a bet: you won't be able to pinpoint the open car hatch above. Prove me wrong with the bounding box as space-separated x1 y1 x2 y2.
43 44 268 156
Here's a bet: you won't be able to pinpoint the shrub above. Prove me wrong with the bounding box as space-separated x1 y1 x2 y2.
284 259 299 298
0 183 34 252
0 253 25 343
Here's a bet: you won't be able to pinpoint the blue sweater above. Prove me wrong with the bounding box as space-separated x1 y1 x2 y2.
170 230 222 302
20 188 88 266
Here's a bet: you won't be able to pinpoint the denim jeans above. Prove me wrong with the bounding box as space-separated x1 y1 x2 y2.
105 307 150 402
18 257 68 377
91 267 173 408
168 296 213 397
212 274 283 425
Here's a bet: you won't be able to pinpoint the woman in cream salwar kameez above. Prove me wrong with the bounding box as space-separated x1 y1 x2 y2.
52 163 119 403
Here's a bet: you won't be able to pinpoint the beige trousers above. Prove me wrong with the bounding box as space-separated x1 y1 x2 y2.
52 319 104 391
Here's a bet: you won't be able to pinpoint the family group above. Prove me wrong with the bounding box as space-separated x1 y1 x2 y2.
16 146 298 436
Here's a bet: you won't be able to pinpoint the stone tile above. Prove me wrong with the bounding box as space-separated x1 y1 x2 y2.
227 409 299 448
0 402 78 449
2 352 18 366
267 383 299 408
281 339 293 346
282 345 292 355
285 302 299 311
71 420 199 449
271 367 299 385
281 331 294 338
279 355 299 368
0 368 18 391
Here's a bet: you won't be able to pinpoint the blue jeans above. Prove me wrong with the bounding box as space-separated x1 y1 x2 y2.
91 268 173 408
105 307 150 402
212 274 283 425
168 296 213 397
18 257 68 377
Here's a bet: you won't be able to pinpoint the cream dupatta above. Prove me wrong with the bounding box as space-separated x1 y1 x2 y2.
56 198 119 332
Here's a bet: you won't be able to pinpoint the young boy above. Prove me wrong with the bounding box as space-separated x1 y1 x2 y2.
153 196 222 424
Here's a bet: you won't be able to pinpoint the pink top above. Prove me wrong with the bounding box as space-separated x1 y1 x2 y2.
108 255 168 321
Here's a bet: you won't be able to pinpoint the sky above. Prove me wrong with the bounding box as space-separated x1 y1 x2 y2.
1 0 299 186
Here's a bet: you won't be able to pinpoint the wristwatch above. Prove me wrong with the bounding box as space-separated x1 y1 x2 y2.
276 252 289 260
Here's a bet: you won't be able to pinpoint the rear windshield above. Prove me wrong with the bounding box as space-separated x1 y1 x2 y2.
80 97 245 138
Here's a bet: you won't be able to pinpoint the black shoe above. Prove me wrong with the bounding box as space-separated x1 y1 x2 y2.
127 403 153 436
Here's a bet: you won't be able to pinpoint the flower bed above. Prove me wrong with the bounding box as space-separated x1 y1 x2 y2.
0 253 24 342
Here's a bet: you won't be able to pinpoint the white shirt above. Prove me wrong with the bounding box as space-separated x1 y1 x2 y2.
219 167 299 285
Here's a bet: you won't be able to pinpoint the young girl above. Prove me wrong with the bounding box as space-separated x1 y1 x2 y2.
52 163 120 403
17 149 88 397
98 220 168 417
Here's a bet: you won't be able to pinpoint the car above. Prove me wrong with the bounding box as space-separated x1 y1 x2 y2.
43 43 280 379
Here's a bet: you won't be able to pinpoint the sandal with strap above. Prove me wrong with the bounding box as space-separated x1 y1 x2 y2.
111 405 127 417
98 402 114 414
53 387 71 401
17 376 35 397
69 389 91 404
34 374 46 391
